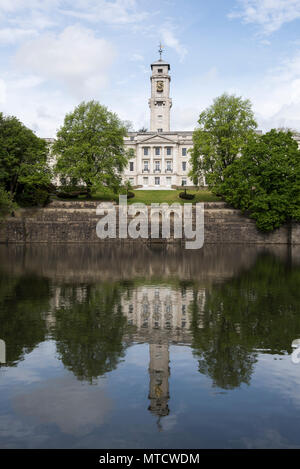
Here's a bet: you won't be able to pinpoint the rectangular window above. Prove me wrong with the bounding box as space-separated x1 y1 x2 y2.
155 147 160 156
166 147 172 156
129 162 134 171
182 178 187 186
129 178 134 184
157 102 163 106
166 160 172 170
158 68 163 73
157 129 163 132
155 161 160 170
144 147 149 156
143 160 149 170
182 162 186 171
155 177 160 185
166 177 171 186
130 136 134 141
143 177 148 185
182 148 187 156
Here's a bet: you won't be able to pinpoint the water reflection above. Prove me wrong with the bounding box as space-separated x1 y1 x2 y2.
53 283 131 383
13 375 112 436
0 244 300 447
0 339 5 364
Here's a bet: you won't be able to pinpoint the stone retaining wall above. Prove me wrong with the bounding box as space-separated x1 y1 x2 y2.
0 201 298 244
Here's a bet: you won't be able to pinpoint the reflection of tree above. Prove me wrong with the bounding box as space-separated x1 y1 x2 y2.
0 274 49 366
53 283 132 383
191 254 300 390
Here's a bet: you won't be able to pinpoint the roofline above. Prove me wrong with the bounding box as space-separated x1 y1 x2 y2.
151 61 170 71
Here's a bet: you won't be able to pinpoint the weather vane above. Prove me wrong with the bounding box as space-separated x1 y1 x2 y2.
158 42 164 60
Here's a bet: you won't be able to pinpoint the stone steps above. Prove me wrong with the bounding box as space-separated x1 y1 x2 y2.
47 200 228 210
15 202 231 222
48 200 113 209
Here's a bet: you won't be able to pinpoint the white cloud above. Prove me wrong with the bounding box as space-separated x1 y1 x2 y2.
14 25 116 97
0 0 57 13
9 75 44 89
131 53 144 62
250 50 300 131
160 24 187 62
0 0 148 46
60 0 148 25
13 375 112 436
0 78 6 104
229 0 300 35
1 76 73 137
0 27 38 44
171 106 199 131
0 2 60 45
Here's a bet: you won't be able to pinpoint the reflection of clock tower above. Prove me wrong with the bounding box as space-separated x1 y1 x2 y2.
148 343 170 419
148 45 172 132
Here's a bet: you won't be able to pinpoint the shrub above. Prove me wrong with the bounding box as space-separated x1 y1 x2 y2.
179 191 195 200
0 187 17 217
56 184 89 199
16 186 50 207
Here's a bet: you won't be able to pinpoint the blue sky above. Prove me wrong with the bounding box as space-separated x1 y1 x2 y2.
1 0 300 137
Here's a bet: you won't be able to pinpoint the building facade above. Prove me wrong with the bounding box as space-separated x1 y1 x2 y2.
122 55 195 189
47 51 300 190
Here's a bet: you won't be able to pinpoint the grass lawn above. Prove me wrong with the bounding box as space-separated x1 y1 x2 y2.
85 189 220 205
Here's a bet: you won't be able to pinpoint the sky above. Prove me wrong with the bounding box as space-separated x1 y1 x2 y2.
1 0 300 137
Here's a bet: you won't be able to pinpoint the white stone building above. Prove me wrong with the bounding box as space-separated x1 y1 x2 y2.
122 54 195 189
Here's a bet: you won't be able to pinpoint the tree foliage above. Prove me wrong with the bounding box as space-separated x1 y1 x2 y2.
0 186 17 217
54 282 131 383
53 101 129 197
219 129 300 231
190 93 257 191
191 252 300 389
0 112 51 205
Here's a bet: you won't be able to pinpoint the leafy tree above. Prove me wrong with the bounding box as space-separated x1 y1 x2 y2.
0 186 17 217
190 93 257 191
191 253 300 389
219 129 300 231
0 112 51 205
53 101 129 197
123 179 134 194
54 282 132 383
0 273 49 367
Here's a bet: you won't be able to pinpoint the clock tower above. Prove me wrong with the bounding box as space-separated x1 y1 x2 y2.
148 44 172 132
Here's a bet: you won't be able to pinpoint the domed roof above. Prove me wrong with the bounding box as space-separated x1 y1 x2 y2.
151 59 170 70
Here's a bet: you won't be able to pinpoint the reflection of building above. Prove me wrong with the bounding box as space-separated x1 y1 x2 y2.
46 285 89 330
122 285 200 334
0 339 6 364
122 284 205 426
148 344 170 418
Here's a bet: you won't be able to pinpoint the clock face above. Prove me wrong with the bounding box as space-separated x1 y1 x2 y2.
156 81 164 93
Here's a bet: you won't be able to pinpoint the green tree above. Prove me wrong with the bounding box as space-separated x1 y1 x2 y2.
191 253 300 389
0 273 49 367
0 186 17 217
54 282 132 383
53 101 129 197
190 93 257 191
122 179 134 196
0 112 51 204
219 129 300 231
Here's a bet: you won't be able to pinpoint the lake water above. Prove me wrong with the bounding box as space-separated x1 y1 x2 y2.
0 244 300 449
